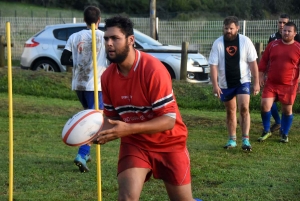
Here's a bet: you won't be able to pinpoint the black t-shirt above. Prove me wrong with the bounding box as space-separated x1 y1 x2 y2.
224 35 241 88
268 31 300 43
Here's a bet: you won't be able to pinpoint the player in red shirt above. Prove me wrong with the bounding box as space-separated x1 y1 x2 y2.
93 16 201 201
258 22 300 143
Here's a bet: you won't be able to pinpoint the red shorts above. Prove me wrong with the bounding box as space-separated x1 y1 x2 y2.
118 143 191 186
262 82 298 105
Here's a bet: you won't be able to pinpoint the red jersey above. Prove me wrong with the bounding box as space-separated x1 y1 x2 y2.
101 50 188 152
259 40 300 85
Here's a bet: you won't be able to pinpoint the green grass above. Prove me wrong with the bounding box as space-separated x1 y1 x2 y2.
0 68 300 200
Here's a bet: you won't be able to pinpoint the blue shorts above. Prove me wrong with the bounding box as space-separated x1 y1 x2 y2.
76 91 104 110
220 82 250 102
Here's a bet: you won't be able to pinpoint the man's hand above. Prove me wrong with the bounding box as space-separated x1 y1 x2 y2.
212 85 222 98
93 119 131 145
253 82 260 96
259 72 265 87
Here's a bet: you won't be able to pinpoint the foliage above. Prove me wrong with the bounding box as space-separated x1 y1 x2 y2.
3 0 300 20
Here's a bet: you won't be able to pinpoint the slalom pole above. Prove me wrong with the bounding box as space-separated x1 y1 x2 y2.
91 23 102 201
6 21 14 201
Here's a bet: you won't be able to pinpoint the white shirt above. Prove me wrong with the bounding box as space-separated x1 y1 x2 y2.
208 34 257 89
65 29 107 91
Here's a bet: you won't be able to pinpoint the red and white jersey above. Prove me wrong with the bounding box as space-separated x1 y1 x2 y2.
101 50 187 152
259 40 300 85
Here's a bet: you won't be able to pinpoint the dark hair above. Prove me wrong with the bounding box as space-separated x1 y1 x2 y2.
285 22 298 32
104 16 134 37
280 13 290 19
223 16 239 26
83 6 101 26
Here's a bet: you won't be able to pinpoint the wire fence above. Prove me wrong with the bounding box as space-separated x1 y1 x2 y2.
0 17 299 60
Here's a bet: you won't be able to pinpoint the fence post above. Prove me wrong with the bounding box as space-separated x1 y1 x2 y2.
255 42 263 63
180 41 188 80
0 35 5 67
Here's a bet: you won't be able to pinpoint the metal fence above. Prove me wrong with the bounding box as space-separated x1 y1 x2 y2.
0 17 299 60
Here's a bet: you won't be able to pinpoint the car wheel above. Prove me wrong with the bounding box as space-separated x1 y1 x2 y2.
32 59 59 72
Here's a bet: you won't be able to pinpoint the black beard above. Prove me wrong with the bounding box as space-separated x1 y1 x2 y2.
224 33 238 41
106 44 130 63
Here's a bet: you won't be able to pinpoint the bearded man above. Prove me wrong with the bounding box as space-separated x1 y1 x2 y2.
208 16 260 151
258 22 300 143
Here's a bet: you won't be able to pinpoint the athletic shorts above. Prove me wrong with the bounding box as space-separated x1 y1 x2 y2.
220 82 251 102
76 91 104 110
118 143 191 186
262 82 298 105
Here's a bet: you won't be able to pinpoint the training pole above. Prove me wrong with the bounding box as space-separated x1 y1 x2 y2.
91 23 102 201
7 21 14 201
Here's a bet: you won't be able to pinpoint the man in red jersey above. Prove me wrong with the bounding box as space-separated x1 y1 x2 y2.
258 22 300 143
93 16 201 201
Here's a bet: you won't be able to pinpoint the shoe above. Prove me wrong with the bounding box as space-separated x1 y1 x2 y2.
74 154 91 173
223 139 237 149
280 134 289 143
242 139 252 151
270 123 281 132
257 131 272 142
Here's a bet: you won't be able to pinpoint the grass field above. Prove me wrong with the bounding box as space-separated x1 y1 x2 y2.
0 68 300 200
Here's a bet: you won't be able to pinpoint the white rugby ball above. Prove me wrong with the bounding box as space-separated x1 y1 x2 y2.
62 109 104 146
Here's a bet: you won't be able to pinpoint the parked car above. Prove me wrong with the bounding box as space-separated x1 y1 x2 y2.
20 23 210 83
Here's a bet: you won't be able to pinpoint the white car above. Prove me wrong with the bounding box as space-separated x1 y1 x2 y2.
20 23 210 83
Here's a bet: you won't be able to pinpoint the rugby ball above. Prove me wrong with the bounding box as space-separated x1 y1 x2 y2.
62 109 104 146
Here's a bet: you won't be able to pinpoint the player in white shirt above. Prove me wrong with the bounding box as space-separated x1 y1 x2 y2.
209 16 260 151
60 6 107 172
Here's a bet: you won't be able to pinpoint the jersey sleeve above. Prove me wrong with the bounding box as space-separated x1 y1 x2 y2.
208 39 220 66
64 33 75 52
146 59 176 118
246 37 258 62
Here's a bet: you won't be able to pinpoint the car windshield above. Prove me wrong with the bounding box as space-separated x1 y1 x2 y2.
134 30 162 46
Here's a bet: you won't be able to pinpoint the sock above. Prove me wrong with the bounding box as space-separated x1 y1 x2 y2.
281 114 293 136
271 103 281 124
261 111 271 132
229 135 236 141
242 134 249 141
78 144 91 158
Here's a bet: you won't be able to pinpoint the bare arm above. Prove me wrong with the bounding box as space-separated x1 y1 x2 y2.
210 64 222 98
249 60 260 95
94 115 175 144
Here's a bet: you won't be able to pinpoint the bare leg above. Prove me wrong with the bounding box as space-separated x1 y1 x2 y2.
164 182 195 201
224 97 237 137
118 168 150 201
237 94 250 136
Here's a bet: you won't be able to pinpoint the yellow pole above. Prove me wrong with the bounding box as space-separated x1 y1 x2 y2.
91 23 102 201
6 21 13 201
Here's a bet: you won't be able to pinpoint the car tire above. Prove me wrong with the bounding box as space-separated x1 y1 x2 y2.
32 59 59 72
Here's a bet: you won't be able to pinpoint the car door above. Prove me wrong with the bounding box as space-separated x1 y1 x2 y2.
52 27 85 66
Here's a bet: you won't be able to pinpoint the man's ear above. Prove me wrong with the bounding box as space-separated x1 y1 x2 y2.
128 35 135 46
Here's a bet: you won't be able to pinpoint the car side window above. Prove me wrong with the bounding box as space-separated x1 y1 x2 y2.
53 27 85 41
